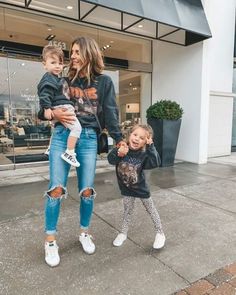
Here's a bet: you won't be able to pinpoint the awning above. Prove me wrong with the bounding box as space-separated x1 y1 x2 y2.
0 0 211 46
81 0 212 45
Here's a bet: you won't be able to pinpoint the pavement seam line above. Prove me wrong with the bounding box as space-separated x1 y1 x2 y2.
167 188 236 217
92 210 191 287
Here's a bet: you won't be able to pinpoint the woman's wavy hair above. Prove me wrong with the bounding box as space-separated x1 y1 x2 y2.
68 36 104 84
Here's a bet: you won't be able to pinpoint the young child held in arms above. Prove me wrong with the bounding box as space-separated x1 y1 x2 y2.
38 45 81 167
108 124 166 249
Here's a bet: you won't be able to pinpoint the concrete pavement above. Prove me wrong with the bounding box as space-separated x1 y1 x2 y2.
1 156 236 294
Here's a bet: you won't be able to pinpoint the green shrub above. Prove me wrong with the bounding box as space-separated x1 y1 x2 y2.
146 100 183 120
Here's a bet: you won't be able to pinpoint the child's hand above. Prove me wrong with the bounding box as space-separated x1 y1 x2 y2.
146 137 153 145
117 145 129 157
44 108 53 120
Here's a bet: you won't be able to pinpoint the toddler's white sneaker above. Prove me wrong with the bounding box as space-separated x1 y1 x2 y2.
61 152 80 167
45 240 60 267
113 233 127 247
153 233 166 249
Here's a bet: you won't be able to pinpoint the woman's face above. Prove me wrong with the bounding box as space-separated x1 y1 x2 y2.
71 43 82 69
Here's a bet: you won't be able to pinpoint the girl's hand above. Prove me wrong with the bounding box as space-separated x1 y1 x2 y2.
52 108 76 124
44 108 53 120
146 137 153 145
118 145 129 157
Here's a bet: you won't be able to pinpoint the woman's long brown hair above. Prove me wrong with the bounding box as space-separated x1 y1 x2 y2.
68 37 104 85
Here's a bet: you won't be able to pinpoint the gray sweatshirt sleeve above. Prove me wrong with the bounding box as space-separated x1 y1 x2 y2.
107 147 121 165
143 144 161 169
102 79 123 144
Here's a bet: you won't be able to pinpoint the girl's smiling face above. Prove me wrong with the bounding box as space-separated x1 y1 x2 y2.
128 127 148 150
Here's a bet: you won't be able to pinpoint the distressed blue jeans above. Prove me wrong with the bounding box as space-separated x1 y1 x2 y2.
44 125 97 235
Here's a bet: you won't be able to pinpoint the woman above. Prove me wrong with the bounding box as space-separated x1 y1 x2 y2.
43 37 126 267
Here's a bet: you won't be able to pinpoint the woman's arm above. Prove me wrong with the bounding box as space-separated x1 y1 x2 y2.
102 78 123 144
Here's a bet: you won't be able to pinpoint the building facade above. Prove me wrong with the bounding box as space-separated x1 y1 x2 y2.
0 0 235 168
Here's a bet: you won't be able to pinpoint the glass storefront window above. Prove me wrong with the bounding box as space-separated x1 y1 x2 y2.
0 7 152 168
0 54 51 167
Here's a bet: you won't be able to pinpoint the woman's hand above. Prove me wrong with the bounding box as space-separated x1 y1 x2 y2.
52 108 76 124
44 109 53 120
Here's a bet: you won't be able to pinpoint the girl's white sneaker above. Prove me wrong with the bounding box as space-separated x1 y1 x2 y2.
153 233 166 249
113 233 127 247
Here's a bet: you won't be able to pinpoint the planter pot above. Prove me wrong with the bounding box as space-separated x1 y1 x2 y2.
147 118 181 167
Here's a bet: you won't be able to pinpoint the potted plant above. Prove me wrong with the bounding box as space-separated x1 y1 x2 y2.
146 100 183 167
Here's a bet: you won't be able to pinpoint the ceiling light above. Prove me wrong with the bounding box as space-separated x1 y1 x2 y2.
138 24 143 28
21 63 25 66
66 5 73 9
45 34 56 41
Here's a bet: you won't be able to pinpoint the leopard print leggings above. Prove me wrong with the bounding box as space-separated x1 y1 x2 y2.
121 196 163 235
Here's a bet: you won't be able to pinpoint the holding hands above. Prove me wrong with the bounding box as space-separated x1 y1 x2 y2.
117 141 129 157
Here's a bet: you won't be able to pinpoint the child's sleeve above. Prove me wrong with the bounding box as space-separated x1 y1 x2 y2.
38 86 55 109
143 144 161 169
107 147 121 165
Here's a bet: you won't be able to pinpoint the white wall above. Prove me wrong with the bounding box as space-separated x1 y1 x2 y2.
204 0 236 157
152 0 236 163
152 40 209 163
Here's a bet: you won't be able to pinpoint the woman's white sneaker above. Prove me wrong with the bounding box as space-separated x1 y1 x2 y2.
113 233 127 247
45 240 60 267
79 232 95 254
153 233 166 249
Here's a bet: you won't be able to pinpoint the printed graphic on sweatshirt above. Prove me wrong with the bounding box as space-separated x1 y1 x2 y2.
117 157 141 187
62 79 70 100
70 86 98 116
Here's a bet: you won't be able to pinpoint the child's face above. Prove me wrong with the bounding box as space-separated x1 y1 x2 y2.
44 55 63 76
128 127 148 150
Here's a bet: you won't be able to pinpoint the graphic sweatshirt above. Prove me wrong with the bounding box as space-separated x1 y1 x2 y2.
108 144 161 198
38 72 73 109
38 73 123 144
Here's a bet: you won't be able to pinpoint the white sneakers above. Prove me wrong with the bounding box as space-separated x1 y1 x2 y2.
113 233 127 247
61 152 80 167
153 233 166 249
79 232 96 254
45 240 60 267
113 232 166 249
44 234 95 268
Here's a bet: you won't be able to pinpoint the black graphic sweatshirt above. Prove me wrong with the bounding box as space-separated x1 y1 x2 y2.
38 74 123 144
38 72 73 109
108 144 161 198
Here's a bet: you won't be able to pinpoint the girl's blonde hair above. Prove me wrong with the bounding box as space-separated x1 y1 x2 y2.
126 124 153 144
68 36 104 84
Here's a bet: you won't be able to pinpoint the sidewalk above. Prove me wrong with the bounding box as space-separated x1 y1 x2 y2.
1 156 236 294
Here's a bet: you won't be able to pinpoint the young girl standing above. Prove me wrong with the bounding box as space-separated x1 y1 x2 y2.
107 124 166 249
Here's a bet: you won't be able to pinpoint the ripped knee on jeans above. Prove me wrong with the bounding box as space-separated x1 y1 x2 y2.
80 187 96 199
48 186 64 198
